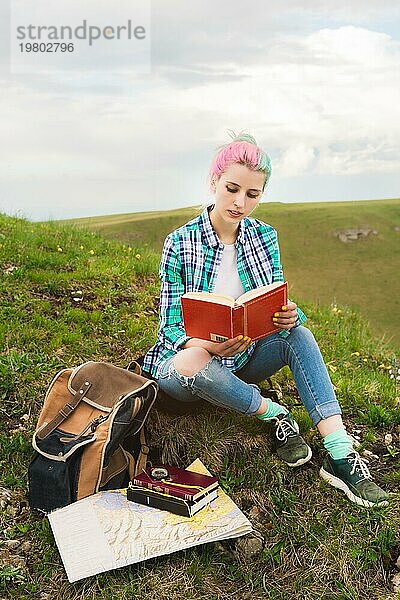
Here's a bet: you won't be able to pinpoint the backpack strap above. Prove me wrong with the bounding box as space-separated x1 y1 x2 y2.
135 427 150 476
36 380 92 441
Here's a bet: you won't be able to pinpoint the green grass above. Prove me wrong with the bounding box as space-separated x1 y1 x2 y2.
0 212 399 600
65 198 400 350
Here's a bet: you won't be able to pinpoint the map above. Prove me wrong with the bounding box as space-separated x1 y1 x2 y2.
48 459 253 582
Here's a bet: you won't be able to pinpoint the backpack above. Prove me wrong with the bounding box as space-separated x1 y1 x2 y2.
28 361 158 513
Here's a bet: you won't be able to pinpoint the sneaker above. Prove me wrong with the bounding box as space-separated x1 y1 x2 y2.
267 412 312 467
320 451 390 508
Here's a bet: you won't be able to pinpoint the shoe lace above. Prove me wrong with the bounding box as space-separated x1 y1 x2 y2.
348 452 372 481
273 415 298 442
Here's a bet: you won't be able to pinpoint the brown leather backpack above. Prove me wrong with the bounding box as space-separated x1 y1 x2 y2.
28 361 158 513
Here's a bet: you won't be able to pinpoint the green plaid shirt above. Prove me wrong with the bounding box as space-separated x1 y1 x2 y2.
142 206 307 378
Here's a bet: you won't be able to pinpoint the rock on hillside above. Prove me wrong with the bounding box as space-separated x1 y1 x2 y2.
333 228 378 242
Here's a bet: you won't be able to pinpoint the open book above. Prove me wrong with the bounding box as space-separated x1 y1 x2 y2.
181 281 288 342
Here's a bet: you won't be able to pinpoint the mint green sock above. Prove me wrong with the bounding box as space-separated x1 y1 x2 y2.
256 397 289 420
323 428 354 460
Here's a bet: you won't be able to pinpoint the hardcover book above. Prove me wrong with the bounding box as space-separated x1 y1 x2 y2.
131 465 219 501
181 281 288 342
127 485 219 517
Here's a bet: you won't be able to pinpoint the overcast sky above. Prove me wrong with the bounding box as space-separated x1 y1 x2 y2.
1 1 399 221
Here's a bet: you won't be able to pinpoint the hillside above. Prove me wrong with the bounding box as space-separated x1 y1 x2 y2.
65 198 400 350
0 213 399 600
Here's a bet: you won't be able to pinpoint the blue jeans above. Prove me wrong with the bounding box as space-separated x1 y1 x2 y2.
157 326 341 426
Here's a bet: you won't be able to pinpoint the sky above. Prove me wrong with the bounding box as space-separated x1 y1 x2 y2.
1 0 400 221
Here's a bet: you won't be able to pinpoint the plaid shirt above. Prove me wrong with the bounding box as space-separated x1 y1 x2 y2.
142 206 307 378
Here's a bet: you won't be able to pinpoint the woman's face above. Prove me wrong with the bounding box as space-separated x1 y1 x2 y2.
211 163 265 223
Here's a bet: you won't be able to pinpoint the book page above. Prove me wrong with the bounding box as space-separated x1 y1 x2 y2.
235 281 285 305
182 291 235 307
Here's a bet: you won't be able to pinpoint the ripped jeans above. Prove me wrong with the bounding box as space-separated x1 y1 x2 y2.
157 326 341 426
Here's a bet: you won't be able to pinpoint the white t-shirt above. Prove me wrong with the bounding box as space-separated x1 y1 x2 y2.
213 243 245 299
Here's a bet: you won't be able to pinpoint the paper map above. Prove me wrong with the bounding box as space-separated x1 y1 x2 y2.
48 459 253 582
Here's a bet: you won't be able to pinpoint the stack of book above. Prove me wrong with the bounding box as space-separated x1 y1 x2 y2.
127 465 219 517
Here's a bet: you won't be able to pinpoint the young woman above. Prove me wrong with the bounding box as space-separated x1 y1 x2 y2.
142 132 389 508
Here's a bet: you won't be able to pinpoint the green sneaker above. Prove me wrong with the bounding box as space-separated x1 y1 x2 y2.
267 413 312 467
320 451 390 508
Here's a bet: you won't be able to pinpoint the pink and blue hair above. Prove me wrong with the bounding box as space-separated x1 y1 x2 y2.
208 131 272 193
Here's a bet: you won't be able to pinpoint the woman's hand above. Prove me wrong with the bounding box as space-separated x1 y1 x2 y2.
273 301 298 330
208 335 253 357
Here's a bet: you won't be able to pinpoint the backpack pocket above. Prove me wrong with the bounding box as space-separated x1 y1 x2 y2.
28 428 95 513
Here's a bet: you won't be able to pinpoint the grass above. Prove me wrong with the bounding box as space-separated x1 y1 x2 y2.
65 198 400 350
0 212 399 600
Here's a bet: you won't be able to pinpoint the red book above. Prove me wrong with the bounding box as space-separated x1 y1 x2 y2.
132 465 219 501
181 281 288 342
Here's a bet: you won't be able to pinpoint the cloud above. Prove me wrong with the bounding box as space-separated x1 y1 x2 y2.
300 26 398 66
279 145 317 176
2 25 399 181
150 26 400 177
1 2 399 219
302 0 400 23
